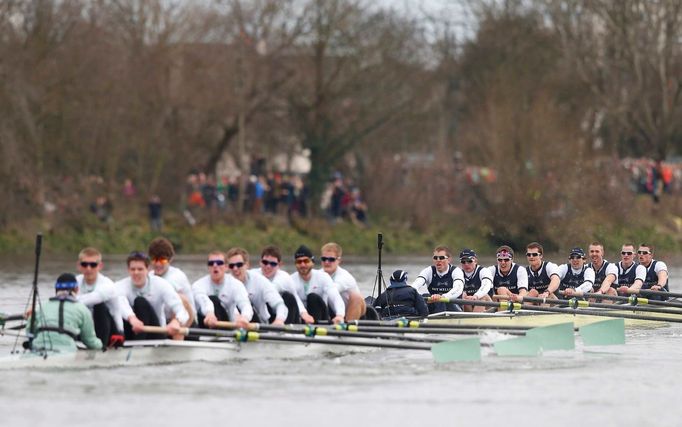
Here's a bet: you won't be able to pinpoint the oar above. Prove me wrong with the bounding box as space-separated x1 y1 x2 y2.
577 292 682 309
349 318 537 331
624 288 680 299
515 295 682 316
579 319 625 346
141 325 482 362
438 297 682 323
0 313 25 326
215 321 576 355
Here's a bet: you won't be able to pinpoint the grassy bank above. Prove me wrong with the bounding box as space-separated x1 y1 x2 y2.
1 211 682 259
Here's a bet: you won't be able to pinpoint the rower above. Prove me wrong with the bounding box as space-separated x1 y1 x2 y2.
636 243 669 301
525 242 561 300
459 249 494 312
191 251 252 328
30 273 102 352
557 247 595 298
320 242 372 321
616 243 646 296
290 245 345 324
117 251 188 340
75 247 123 347
250 245 309 323
374 270 428 319
411 245 464 314
588 241 618 301
490 245 528 302
226 247 288 326
148 237 196 328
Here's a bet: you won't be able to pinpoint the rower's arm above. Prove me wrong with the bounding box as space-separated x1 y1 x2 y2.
547 274 561 294
577 268 595 294
657 270 669 288
629 265 646 292
78 304 103 350
599 273 617 293
442 268 464 299
265 284 288 322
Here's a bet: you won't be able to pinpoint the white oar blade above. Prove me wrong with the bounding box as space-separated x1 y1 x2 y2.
431 337 481 362
526 322 575 351
579 318 625 346
493 336 542 357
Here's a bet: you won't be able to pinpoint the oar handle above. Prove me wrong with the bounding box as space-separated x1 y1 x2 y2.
139 325 190 336
215 321 260 331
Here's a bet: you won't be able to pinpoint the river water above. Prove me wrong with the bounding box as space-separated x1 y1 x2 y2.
1 255 682 427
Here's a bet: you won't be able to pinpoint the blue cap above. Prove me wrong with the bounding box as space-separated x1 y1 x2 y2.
390 270 408 284
55 273 78 291
459 248 477 260
569 247 585 258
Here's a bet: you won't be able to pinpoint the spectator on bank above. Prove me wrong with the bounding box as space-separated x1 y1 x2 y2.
122 178 136 199
349 187 368 227
149 195 162 232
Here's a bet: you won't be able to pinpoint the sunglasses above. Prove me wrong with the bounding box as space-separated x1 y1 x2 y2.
152 257 169 264
497 258 511 262
228 262 245 269
295 258 312 265
637 250 651 255
207 260 225 266
460 259 474 264
261 259 279 267
80 261 99 268
621 251 633 255
569 256 583 260
526 253 541 257
320 256 338 263
432 255 448 261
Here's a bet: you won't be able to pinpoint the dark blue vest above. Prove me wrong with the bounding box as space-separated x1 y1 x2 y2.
463 265 492 297
642 260 669 291
493 264 522 294
427 265 456 295
592 260 616 289
617 262 638 286
560 265 592 291
527 261 552 293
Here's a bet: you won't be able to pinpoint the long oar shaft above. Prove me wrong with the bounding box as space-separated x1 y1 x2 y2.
520 295 682 316
626 288 681 299
0 314 25 323
442 298 682 323
351 319 535 331
577 292 682 309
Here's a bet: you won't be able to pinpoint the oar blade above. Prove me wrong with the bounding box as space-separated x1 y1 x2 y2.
579 319 625 346
526 322 575 351
431 337 481 362
493 336 542 357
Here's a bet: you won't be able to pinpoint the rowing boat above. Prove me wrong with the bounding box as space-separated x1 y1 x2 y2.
0 336 377 370
421 310 672 329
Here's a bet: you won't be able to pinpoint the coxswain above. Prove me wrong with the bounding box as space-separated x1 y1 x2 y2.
616 243 646 296
587 242 618 301
490 245 528 302
635 243 669 301
291 245 345 324
75 247 123 346
250 245 310 323
374 270 428 319
191 251 252 328
525 242 561 300
116 251 188 340
557 247 595 298
30 273 102 352
226 247 288 326
411 245 464 314
148 237 196 328
320 242 371 321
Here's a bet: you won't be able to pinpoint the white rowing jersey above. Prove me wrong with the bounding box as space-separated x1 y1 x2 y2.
243 271 287 323
291 269 345 316
76 272 123 333
250 268 307 315
153 265 196 315
327 266 361 305
411 265 464 298
116 275 189 326
192 274 253 321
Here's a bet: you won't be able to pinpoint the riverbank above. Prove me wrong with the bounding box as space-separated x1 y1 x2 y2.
1 211 682 258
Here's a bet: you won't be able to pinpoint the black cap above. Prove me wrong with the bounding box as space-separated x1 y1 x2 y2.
459 248 477 260
390 269 408 284
294 245 314 260
569 247 585 258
